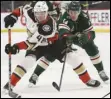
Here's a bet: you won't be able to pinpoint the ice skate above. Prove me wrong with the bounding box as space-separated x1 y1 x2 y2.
86 79 101 87
28 73 39 87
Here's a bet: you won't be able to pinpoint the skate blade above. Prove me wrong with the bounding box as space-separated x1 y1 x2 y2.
1 89 8 95
28 83 35 88
87 84 103 88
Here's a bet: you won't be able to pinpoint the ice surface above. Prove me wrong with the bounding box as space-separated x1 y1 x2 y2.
1 33 110 98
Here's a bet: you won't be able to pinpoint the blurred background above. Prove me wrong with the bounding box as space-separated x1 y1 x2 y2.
1 1 110 33
1 1 110 12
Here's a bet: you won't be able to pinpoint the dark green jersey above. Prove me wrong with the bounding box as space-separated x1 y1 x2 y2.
58 11 93 37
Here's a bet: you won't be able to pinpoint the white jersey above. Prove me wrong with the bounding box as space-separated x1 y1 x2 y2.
21 4 57 50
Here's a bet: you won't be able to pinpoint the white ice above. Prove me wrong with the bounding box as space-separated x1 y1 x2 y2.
1 33 110 98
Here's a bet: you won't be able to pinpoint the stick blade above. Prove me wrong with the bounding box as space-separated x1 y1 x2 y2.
52 82 60 91
9 91 21 98
102 92 110 98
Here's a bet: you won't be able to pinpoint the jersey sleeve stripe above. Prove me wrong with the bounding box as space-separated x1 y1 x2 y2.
59 24 70 31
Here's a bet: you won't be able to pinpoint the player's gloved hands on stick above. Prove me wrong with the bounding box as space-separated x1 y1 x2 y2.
66 35 76 46
78 31 95 45
5 44 19 54
65 35 77 52
78 33 89 45
4 13 18 28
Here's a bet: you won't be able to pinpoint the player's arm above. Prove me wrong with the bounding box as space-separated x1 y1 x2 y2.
4 31 46 55
77 12 95 45
57 13 75 45
4 6 23 28
58 15 70 36
5 25 59 55
4 4 31 28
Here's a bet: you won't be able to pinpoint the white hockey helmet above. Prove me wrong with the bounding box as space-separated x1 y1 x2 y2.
33 1 49 22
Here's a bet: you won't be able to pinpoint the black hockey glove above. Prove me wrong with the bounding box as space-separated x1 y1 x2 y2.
4 13 18 28
65 35 76 46
78 31 95 45
65 35 77 52
5 44 19 54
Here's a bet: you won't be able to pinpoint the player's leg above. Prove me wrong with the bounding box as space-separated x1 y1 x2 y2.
28 39 65 86
66 51 100 87
3 47 43 91
3 55 36 91
29 54 55 86
82 41 109 82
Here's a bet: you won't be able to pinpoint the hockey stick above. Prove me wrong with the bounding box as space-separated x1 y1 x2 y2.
52 49 67 91
102 92 110 98
8 27 21 98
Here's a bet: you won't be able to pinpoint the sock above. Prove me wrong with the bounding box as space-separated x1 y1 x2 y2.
33 57 50 76
94 62 104 72
90 54 104 72
11 65 26 86
73 63 91 83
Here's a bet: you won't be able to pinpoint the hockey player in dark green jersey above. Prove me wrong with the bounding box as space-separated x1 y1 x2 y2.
29 1 109 87
57 1 109 82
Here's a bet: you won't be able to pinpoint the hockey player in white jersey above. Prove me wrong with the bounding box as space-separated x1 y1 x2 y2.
3 1 59 91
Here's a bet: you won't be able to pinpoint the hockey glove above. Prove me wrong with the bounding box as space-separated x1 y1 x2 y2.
5 44 19 54
65 35 76 46
4 13 18 28
78 31 95 45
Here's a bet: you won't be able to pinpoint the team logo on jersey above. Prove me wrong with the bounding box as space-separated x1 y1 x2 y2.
42 25 51 32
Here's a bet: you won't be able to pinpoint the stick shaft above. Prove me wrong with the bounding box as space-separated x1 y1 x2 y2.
59 50 67 90
8 27 12 93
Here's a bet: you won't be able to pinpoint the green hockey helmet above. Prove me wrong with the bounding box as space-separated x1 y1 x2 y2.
67 1 81 21
68 1 81 12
